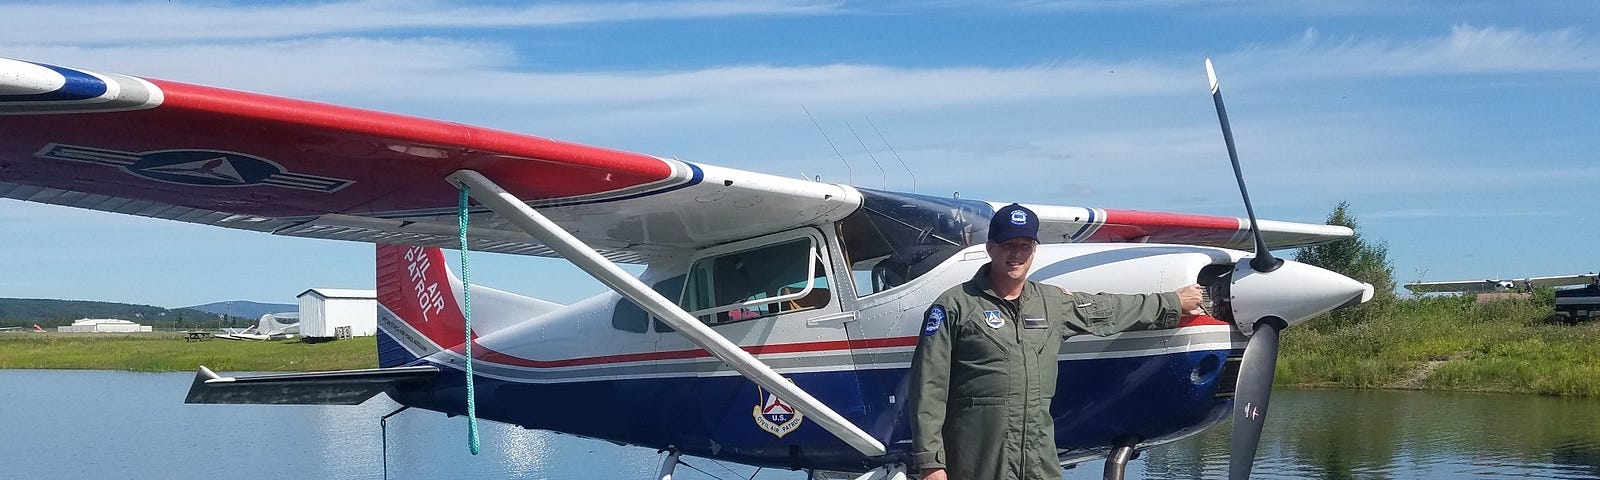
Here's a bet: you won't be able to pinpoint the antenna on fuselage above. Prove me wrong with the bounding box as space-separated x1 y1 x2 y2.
847 122 888 189
866 116 917 192
803 105 853 184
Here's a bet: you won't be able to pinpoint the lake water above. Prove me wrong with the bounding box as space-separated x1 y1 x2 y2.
1 370 1597 479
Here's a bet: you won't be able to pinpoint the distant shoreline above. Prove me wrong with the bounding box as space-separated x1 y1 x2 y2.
0 332 376 372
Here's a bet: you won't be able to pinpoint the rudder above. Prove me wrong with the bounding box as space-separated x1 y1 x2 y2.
376 244 470 367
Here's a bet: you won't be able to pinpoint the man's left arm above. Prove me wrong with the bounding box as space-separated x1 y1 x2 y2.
1057 284 1204 337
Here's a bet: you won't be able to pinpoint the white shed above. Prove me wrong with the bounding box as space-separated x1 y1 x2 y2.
296 288 377 340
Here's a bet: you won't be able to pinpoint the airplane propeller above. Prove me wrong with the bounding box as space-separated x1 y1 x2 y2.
1206 57 1283 480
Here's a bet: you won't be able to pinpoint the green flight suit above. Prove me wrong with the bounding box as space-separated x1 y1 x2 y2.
909 264 1182 480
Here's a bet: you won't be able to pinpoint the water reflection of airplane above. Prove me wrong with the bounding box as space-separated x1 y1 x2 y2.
0 57 1373 480
1405 273 1600 322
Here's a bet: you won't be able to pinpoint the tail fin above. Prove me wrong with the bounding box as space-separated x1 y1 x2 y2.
375 244 565 368
377 244 470 367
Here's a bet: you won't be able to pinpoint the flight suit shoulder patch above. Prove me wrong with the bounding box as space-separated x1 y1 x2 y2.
924 304 948 336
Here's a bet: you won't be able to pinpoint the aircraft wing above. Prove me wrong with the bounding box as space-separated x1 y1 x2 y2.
0 58 860 263
1406 273 1599 293
185 365 438 405
1404 279 1509 294
1026 205 1351 250
1 58 1343 260
1520 274 1600 289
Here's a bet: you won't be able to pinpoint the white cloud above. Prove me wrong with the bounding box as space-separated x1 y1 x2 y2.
1364 208 1574 220
925 0 1402 16
4 38 1197 119
0 0 840 44
1230 24 1600 79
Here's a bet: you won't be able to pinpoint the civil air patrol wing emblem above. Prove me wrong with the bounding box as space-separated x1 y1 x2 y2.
984 310 1004 329
37 143 351 192
753 380 804 438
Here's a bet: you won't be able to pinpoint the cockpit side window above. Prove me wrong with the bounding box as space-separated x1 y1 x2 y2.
679 237 829 326
836 189 994 298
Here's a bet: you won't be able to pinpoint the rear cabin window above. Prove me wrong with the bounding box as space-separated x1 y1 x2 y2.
680 237 830 326
610 275 686 333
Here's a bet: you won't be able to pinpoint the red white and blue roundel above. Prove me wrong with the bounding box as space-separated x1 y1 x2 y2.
37 143 351 192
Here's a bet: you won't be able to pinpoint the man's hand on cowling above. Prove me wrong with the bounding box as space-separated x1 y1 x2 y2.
1176 284 1205 316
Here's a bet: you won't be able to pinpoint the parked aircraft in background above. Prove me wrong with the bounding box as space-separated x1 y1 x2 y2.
217 313 301 341
1406 273 1600 323
0 57 1372 480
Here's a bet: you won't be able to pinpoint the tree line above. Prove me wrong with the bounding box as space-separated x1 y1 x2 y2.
0 298 252 329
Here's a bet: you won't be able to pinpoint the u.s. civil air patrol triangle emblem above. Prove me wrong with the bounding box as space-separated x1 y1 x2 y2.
753 379 804 438
36 143 351 192
984 310 1004 329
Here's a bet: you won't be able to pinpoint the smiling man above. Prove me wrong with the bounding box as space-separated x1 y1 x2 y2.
909 203 1204 480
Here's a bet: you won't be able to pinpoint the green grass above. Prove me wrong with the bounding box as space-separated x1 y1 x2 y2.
1278 295 1600 397
0 332 377 372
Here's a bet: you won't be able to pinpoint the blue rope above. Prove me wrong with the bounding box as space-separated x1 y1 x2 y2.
458 187 481 455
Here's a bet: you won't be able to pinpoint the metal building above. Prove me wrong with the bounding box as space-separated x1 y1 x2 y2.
57 318 152 333
296 288 377 341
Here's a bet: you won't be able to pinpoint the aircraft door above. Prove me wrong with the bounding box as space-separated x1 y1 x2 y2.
643 228 867 459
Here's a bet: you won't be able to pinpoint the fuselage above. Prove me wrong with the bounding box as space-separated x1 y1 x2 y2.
377 189 1253 471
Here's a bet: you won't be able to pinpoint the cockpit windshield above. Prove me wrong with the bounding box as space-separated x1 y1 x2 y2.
835 189 994 298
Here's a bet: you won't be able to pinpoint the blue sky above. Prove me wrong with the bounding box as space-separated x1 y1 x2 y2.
1 0 1596 308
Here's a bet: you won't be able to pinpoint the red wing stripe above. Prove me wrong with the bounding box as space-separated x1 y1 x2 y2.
1090 209 1244 243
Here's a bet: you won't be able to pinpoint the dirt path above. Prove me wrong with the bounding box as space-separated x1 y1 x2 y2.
1390 354 1465 389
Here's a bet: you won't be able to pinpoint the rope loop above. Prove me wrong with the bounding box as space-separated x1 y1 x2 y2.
458 186 481 455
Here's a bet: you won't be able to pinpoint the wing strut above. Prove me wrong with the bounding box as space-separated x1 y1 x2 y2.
445 169 888 457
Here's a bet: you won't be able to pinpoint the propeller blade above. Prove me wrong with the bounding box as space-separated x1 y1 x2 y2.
1206 58 1280 273
1228 319 1284 480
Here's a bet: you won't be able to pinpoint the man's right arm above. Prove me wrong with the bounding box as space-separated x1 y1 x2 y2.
909 300 957 472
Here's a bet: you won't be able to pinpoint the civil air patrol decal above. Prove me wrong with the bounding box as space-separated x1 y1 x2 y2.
984 310 1004 329
753 380 804 438
923 305 946 336
36 143 351 192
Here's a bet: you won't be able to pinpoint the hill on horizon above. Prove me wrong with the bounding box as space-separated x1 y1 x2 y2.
0 298 256 329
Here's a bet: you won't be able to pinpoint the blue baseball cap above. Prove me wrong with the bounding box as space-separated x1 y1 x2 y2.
988 203 1039 243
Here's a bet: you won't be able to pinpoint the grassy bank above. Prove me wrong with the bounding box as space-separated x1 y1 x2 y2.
0 332 377 372
1278 294 1600 397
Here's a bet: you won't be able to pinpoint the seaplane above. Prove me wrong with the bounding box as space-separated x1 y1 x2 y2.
0 57 1373 480
1406 273 1600 323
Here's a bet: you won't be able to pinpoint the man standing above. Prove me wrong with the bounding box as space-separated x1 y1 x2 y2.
910 203 1204 480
